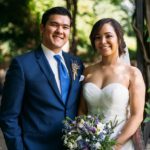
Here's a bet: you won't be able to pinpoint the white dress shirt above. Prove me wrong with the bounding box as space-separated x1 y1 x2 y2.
41 44 69 93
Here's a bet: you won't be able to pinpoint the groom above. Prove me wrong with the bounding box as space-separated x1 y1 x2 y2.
0 7 84 150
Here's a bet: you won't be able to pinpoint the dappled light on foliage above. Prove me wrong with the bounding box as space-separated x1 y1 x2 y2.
0 0 136 64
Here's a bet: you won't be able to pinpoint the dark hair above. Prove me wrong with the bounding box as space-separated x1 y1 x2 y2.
41 6 72 26
90 18 126 56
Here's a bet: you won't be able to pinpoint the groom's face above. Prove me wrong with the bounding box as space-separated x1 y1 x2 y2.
40 14 71 53
94 23 119 56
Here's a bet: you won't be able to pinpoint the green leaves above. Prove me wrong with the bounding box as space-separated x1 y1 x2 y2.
62 114 118 149
147 37 150 43
144 102 150 123
144 88 150 122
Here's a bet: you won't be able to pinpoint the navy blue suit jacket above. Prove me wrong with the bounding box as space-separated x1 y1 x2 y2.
0 46 84 150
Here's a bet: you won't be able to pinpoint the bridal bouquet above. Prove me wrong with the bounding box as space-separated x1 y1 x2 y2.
62 115 118 150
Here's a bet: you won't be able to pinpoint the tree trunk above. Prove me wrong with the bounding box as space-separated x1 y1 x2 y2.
145 0 150 36
65 0 78 55
133 0 150 146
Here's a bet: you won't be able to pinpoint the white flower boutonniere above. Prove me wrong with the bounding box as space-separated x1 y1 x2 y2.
71 61 80 80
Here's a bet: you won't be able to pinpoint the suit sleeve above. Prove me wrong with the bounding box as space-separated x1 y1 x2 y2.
0 58 25 150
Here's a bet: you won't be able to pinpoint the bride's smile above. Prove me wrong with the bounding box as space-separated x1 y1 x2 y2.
94 23 119 57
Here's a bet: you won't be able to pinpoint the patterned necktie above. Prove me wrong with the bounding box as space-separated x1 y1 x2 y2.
54 55 70 103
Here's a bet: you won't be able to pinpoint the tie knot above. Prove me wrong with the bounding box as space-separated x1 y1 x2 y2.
54 55 62 63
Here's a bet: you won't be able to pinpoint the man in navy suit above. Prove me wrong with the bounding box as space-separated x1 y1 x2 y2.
0 7 84 150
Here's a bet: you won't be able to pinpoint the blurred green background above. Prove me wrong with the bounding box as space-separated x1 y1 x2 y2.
0 0 136 66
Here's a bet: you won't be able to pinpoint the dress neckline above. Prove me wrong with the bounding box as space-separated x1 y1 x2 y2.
84 82 129 91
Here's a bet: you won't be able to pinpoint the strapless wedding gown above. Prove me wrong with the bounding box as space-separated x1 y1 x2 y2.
83 82 134 150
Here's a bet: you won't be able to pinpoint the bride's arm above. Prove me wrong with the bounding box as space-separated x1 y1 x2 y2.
78 67 91 116
78 92 88 115
114 67 145 150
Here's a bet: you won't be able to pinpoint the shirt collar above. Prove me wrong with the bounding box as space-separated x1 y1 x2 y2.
41 44 63 59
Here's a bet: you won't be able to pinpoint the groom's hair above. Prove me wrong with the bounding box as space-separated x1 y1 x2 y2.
90 18 126 56
41 6 72 26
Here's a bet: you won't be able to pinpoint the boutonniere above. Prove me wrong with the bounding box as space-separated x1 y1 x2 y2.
71 61 80 80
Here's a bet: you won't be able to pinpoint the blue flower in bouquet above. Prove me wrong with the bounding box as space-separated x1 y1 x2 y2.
62 115 118 150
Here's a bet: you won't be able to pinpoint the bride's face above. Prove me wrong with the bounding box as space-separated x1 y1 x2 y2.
94 23 119 56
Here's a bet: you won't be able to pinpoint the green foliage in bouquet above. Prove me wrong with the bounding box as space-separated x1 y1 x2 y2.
62 115 118 150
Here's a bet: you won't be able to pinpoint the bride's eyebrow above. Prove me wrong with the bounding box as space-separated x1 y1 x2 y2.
104 32 114 35
95 32 114 37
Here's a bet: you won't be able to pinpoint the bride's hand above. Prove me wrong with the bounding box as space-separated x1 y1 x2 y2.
113 144 122 150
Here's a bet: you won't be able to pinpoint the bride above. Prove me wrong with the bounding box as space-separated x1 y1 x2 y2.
78 18 145 150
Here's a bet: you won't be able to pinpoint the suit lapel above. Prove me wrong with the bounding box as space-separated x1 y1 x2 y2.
62 52 74 84
35 47 63 103
63 52 80 86
62 52 78 105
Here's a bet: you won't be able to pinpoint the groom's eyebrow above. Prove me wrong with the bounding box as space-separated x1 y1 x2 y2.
48 21 70 28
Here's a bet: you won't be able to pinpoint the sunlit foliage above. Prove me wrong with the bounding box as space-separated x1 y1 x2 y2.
0 0 136 63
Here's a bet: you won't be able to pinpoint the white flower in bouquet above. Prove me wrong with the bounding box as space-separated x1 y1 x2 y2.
62 114 118 150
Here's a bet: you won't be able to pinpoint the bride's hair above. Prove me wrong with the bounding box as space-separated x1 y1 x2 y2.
90 18 126 56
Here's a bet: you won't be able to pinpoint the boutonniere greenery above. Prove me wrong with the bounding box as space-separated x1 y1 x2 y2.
71 61 80 80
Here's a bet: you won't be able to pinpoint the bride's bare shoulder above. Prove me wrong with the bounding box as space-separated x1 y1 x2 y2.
84 63 98 74
83 63 99 81
127 65 144 82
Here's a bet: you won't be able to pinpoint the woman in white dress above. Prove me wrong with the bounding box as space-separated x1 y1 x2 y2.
78 18 145 150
